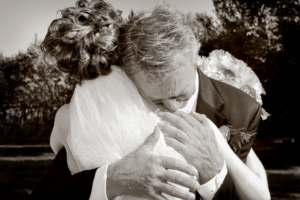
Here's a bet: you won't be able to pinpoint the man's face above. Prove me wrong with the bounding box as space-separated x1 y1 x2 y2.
133 42 201 112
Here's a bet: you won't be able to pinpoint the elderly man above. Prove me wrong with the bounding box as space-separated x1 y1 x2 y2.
31 3 269 200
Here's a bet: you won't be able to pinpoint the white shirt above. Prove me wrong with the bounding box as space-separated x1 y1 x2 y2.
90 71 227 200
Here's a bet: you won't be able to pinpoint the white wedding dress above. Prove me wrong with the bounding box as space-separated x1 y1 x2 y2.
67 65 189 200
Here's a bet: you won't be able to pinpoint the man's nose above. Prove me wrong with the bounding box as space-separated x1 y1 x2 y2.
162 99 183 112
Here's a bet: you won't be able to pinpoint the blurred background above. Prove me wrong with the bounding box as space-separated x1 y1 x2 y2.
0 0 299 199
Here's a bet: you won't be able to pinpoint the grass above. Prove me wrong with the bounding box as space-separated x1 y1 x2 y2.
0 160 51 200
0 140 299 200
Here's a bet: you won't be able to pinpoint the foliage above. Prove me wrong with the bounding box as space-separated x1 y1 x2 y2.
1 1 299 144
188 0 300 138
0 35 74 144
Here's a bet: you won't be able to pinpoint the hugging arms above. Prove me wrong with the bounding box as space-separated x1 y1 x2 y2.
30 0 270 199
30 71 270 200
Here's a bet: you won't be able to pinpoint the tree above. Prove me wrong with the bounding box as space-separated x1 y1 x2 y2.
0 35 74 144
188 0 300 138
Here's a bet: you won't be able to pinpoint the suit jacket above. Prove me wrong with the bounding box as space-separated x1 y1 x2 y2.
30 70 262 200
195 70 262 200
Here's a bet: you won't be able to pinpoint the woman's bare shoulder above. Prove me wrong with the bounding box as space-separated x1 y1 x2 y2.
50 104 70 154
55 104 70 125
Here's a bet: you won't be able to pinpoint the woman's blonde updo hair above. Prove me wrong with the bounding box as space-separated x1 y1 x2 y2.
41 0 123 84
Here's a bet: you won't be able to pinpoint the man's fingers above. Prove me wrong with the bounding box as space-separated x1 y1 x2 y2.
160 182 196 200
140 126 161 151
162 170 199 193
152 193 168 200
173 110 203 130
191 112 211 127
158 122 189 143
164 137 187 156
158 112 193 134
161 157 198 177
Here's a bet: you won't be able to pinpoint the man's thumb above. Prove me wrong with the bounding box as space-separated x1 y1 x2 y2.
140 126 160 152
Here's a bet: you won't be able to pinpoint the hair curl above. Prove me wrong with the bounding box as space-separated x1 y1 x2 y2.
41 0 123 84
120 3 197 82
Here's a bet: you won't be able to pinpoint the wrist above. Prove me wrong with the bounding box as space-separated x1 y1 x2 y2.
106 162 124 200
198 168 219 184
197 159 224 184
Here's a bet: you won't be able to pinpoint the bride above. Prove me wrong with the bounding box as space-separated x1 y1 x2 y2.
42 0 270 200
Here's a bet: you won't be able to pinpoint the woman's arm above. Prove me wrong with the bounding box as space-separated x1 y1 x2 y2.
31 104 102 200
211 120 270 200
246 148 269 188
32 104 113 200
50 104 79 174
50 104 69 154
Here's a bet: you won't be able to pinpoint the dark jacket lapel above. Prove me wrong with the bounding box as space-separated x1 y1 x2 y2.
196 69 226 128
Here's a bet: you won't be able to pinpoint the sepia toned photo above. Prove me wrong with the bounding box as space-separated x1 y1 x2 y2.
0 0 299 199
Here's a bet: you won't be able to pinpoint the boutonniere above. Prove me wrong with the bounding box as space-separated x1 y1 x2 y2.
219 125 256 152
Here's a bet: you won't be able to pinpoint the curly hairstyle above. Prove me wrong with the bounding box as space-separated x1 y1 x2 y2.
41 0 123 84
120 3 197 82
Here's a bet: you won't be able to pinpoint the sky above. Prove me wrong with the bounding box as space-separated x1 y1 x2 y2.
0 0 216 57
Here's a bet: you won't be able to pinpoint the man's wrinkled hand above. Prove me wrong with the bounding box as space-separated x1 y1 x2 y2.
106 126 200 200
157 111 224 184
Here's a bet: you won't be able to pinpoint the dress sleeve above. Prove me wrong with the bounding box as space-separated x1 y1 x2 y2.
30 149 97 200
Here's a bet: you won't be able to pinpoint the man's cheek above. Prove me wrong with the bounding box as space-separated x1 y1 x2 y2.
180 101 189 109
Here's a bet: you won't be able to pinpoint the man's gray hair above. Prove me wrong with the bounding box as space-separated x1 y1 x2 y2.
120 3 197 82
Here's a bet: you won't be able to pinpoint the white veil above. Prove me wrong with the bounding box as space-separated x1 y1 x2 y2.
67 66 187 199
